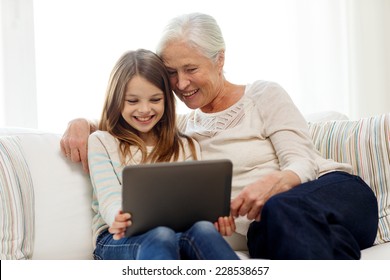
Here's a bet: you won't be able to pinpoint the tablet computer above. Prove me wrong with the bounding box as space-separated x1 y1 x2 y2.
122 159 232 237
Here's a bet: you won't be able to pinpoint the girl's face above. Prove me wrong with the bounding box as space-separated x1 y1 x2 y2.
121 75 165 145
161 41 224 112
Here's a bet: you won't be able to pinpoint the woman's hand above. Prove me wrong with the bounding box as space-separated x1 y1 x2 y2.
60 118 97 173
230 170 301 221
108 211 132 240
214 216 236 236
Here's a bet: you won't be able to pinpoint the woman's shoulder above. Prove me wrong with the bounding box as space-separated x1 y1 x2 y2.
245 80 292 103
246 80 285 95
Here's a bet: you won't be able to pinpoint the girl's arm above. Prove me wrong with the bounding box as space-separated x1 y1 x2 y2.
88 131 123 227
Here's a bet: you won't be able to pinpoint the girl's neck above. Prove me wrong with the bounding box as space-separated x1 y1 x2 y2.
139 133 157 147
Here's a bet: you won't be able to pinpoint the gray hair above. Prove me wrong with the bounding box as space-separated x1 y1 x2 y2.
156 13 225 63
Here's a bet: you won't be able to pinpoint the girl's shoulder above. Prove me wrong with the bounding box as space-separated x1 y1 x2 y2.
177 113 194 132
178 135 196 146
90 130 115 139
89 130 118 148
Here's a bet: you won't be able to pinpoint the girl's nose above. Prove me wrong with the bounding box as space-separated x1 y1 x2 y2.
138 102 151 113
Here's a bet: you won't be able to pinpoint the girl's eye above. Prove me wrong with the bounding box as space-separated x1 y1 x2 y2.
151 98 163 103
126 100 137 104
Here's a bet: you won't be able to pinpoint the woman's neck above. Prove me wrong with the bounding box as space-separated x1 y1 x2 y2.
201 81 245 113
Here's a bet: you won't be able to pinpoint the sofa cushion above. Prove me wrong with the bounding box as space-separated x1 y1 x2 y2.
308 113 390 244
0 129 94 259
0 137 34 259
361 242 390 259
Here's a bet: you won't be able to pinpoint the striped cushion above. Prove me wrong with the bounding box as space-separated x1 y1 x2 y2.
0 136 34 259
308 113 390 244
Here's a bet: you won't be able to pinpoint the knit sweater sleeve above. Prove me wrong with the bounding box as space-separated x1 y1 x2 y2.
88 131 122 227
251 81 319 183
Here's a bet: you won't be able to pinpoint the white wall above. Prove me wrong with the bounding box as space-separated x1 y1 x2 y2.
347 0 390 119
0 0 389 132
0 0 4 125
0 0 37 128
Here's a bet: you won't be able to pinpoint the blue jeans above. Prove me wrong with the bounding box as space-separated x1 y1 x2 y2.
93 221 239 260
247 171 378 259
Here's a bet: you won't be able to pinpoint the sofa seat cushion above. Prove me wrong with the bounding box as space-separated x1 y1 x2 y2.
308 113 390 244
361 242 390 259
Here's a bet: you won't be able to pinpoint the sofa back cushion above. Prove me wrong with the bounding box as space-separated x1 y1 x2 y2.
308 113 390 244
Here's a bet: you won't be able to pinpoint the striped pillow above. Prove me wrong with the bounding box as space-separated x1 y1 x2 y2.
308 113 390 244
0 136 34 259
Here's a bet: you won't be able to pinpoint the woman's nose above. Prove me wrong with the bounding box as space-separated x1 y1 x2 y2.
176 72 190 90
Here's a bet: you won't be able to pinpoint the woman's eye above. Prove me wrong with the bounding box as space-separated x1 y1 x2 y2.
126 100 137 104
187 68 197 72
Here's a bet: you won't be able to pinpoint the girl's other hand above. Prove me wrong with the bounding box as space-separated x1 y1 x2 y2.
108 210 132 240
214 216 236 236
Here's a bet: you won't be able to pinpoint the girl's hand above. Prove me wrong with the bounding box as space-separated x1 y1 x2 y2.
214 216 236 236
108 211 132 240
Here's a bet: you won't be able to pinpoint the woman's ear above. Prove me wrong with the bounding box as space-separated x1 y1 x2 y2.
217 50 225 73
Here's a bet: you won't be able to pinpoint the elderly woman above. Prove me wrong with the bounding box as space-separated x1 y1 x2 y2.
61 13 378 259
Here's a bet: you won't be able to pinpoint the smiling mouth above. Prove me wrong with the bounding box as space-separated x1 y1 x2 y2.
134 115 154 122
181 89 199 98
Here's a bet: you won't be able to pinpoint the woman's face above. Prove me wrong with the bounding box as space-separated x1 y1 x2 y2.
161 41 224 112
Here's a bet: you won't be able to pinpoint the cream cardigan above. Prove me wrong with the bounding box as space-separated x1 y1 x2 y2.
177 80 352 235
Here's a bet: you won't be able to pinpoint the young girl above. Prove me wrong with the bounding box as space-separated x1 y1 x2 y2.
88 49 238 260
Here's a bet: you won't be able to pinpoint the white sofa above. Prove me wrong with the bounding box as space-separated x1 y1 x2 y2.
1 112 390 260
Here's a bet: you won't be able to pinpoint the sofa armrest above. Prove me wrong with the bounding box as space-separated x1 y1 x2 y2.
0 128 94 259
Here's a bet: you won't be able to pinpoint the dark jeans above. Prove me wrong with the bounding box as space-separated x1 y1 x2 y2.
247 171 378 259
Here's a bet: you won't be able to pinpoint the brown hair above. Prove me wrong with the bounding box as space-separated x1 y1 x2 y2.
99 49 197 164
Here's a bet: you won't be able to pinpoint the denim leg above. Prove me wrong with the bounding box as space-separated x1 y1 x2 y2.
247 171 378 260
93 226 180 260
179 221 239 260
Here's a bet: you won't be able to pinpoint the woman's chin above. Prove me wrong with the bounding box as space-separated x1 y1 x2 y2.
185 102 200 110
180 93 202 110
